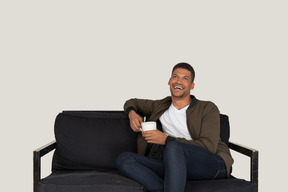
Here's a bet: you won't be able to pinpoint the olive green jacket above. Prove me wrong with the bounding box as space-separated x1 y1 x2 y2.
124 95 234 176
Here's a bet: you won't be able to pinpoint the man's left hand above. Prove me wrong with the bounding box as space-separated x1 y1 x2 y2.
142 130 168 145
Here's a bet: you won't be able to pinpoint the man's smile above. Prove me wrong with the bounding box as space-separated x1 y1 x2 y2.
174 85 184 90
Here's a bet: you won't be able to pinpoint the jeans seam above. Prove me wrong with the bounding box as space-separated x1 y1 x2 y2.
213 170 220 180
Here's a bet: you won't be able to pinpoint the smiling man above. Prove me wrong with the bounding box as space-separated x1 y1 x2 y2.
116 63 233 192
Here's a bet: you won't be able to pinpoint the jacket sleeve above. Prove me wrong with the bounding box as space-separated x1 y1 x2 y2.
124 98 156 116
167 102 220 154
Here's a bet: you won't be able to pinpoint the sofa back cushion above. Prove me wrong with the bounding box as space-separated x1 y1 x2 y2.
52 111 138 171
219 114 230 146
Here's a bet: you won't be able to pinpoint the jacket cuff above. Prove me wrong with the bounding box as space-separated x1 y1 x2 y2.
125 107 136 116
165 136 176 145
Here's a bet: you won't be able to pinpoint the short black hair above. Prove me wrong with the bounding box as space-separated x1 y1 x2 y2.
172 62 195 82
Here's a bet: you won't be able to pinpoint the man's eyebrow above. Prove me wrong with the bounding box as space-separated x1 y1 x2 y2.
172 73 190 79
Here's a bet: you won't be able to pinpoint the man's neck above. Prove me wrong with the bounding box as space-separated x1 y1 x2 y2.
171 96 192 110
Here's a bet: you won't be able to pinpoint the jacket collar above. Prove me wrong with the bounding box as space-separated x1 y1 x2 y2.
188 95 198 109
163 95 198 110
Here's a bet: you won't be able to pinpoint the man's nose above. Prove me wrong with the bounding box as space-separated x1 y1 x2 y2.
176 78 182 83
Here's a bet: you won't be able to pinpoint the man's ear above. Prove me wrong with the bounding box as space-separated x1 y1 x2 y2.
190 83 195 90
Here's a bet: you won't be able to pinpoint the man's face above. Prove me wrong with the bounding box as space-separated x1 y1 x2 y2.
168 68 195 99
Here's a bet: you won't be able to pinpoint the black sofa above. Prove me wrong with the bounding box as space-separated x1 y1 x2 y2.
34 111 258 192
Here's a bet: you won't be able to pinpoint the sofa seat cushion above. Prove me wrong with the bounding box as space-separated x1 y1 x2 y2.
185 177 253 192
38 171 145 192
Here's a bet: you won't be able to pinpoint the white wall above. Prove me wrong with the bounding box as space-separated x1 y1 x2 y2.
1 1 287 191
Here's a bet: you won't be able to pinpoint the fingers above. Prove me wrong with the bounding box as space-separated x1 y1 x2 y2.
128 110 143 132
142 130 167 145
141 130 153 137
131 119 142 132
134 118 143 128
142 130 155 142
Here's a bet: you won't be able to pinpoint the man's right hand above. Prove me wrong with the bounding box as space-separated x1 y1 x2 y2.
128 110 143 132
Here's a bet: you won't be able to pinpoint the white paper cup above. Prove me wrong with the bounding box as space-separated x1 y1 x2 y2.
141 121 157 132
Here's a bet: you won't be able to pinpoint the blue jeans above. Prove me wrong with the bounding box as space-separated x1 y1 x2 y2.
116 141 227 192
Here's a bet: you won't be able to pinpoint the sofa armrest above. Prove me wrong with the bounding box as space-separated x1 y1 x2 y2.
33 141 56 192
228 141 259 192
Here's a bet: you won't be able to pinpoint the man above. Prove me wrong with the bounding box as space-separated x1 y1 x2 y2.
116 63 233 192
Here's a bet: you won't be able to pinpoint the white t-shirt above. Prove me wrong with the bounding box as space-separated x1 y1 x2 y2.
159 104 192 140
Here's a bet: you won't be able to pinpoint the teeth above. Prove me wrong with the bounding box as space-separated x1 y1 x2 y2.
175 86 183 90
